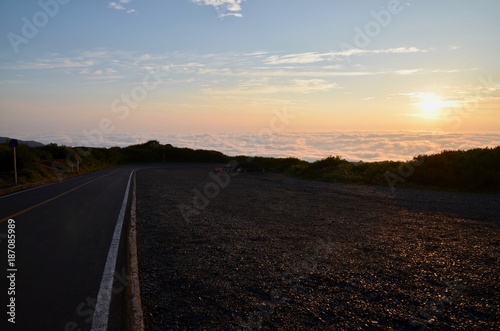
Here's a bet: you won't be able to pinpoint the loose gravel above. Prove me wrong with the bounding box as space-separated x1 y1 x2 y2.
136 167 499 330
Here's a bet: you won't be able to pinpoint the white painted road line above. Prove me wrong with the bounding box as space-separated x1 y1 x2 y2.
91 170 135 331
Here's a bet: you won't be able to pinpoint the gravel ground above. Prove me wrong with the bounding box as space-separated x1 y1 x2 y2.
136 167 499 330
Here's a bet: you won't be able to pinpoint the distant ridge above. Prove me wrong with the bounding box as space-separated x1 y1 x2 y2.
0 136 45 147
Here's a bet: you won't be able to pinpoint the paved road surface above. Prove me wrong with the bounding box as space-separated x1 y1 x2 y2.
0 166 137 331
0 163 224 330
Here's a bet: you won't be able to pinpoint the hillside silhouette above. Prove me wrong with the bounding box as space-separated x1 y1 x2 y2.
0 139 499 193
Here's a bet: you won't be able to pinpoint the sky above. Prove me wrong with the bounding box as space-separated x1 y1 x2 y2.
0 0 499 159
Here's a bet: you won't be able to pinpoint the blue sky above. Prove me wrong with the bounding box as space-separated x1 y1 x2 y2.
1 0 499 143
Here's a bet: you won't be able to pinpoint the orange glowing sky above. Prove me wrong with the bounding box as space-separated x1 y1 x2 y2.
1 1 499 140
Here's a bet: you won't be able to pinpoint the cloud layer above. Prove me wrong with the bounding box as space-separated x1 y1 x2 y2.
14 132 500 162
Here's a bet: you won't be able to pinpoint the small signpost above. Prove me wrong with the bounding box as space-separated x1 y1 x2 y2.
9 139 19 184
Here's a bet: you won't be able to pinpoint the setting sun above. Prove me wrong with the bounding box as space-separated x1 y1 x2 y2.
418 93 445 118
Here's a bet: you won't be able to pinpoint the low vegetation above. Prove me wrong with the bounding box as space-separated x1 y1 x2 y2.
0 140 228 190
0 139 499 193
288 148 500 192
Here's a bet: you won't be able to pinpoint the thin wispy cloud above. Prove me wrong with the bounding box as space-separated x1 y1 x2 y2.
108 0 136 14
0 47 427 74
2 50 158 75
264 47 427 65
192 0 247 18
395 69 423 75
204 78 338 95
0 48 472 91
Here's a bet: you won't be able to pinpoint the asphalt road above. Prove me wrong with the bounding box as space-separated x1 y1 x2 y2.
0 166 137 331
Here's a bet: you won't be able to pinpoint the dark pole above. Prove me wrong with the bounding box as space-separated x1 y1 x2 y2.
13 146 17 184
9 139 19 184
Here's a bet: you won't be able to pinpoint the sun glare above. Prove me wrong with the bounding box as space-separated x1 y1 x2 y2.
417 93 446 119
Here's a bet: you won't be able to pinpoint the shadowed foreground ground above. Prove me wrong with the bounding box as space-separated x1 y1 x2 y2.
136 168 499 330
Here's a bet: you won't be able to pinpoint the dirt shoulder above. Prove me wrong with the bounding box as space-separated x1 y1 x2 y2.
136 167 499 330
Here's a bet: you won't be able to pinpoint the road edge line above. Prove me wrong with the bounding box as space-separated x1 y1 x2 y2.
91 170 135 331
0 171 116 223
127 171 145 331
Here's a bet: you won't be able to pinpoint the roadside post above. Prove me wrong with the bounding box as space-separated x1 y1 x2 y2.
9 139 19 184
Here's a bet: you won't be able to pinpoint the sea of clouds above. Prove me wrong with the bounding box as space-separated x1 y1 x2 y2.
11 131 500 162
